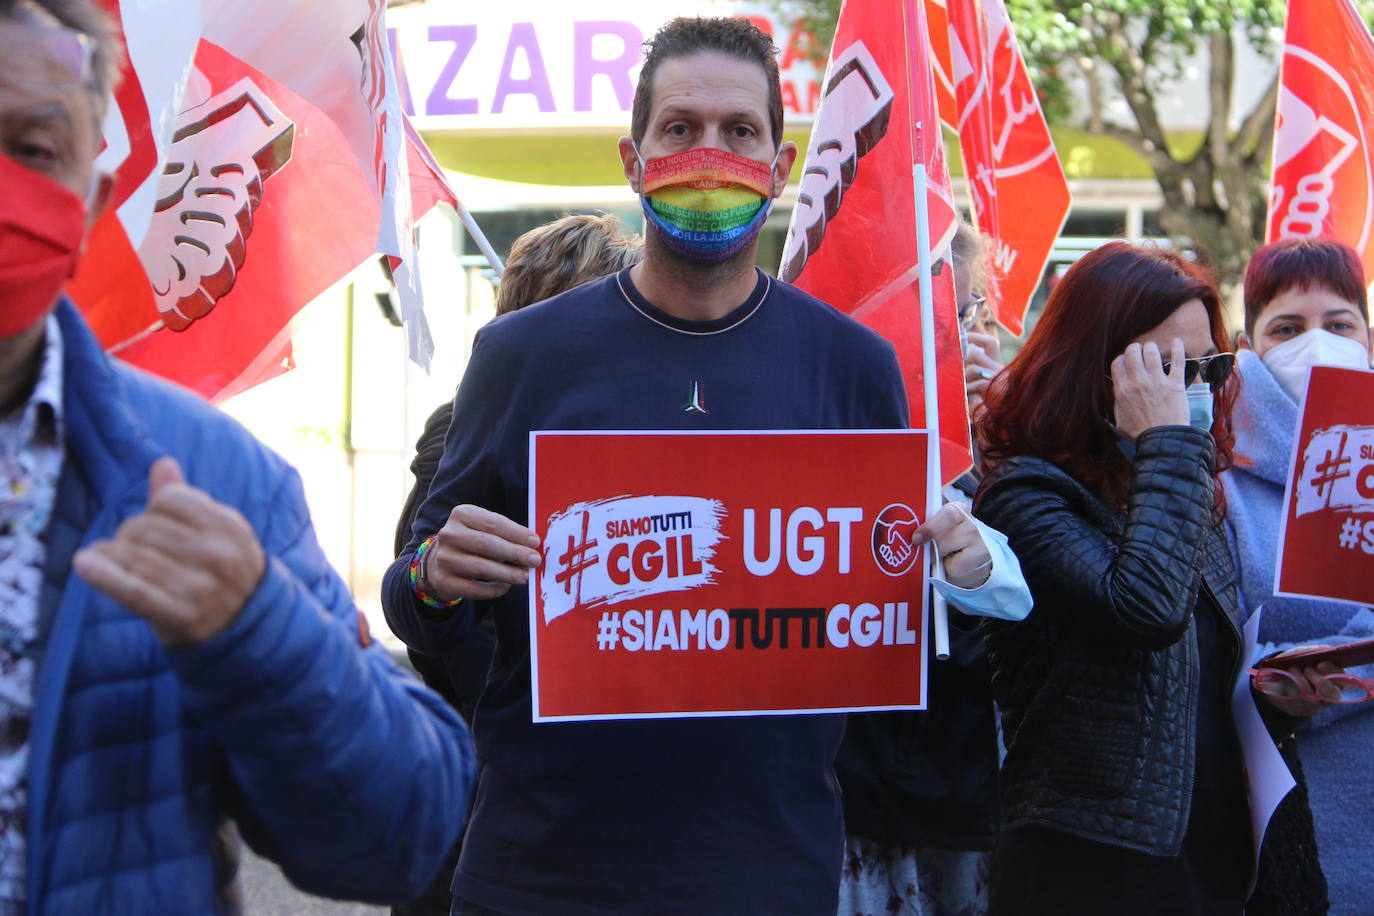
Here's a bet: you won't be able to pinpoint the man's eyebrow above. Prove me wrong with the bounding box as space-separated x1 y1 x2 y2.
1 102 76 130
654 104 765 124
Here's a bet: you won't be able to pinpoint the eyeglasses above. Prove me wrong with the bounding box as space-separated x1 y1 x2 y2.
958 295 987 331
1250 667 1374 704
1160 352 1236 391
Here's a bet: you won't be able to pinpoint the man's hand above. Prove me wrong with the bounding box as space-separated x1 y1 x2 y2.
73 457 266 648
421 505 542 602
913 503 992 590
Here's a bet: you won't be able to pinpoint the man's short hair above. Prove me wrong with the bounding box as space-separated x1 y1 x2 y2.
631 17 784 149
495 213 643 315
1 0 122 119
1242 237 1370 335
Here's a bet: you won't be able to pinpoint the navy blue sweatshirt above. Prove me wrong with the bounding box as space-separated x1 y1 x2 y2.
383 267 908 916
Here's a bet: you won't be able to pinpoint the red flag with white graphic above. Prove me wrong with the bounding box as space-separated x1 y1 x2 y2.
1268 0 1374 280
926 0 1069 335
72 0 456 401
780 0 972 482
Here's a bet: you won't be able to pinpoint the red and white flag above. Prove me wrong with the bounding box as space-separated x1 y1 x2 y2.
926 0 1069 335
781 0 972 482
1268 0 1374 280
73 0 457 401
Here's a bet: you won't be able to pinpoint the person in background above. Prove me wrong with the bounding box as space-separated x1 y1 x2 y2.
835 219 1029 916
392 213 641 916
955 220 1005 417
0 0 474 910
974 242 1331 914
1225 237 1374 916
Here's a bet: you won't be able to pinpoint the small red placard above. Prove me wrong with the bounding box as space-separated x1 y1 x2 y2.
1276 365 1374 607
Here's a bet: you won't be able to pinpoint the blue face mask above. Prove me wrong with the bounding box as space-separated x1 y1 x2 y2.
1186 383 1214 433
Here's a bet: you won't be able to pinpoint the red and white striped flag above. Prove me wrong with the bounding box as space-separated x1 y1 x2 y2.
72 0 458 401
781 0 972 482
1268 0 1374 277
927 0 1070 335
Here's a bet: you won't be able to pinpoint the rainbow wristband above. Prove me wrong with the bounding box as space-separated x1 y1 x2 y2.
409 535 464 610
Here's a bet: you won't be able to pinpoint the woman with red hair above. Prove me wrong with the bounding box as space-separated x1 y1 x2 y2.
972 242 1325 913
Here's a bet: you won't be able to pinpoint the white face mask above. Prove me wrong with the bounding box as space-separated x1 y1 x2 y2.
1261 328 1371 402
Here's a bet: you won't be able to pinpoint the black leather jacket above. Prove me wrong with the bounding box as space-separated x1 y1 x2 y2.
973 426 1243 856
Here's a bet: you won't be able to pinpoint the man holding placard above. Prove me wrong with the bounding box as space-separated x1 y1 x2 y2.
384 17 1027 915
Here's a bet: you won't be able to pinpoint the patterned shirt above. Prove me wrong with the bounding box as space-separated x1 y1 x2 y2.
0 316 64 912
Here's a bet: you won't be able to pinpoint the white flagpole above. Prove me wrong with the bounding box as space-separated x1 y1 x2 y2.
457 200 506 276
914 163 951 661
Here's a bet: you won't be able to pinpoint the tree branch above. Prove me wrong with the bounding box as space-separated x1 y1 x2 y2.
1097 11 1175 165
1207 30 1234 166
1237 71 1281 163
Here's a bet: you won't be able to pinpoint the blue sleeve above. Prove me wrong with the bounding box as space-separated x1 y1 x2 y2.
165 467 475 904
863 339 910 429
382 327 508 654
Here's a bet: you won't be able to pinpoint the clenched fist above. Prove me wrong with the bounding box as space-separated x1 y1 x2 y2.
73 457 266 648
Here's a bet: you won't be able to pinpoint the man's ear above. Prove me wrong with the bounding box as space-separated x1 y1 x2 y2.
771 141 797 198
618 137 641 193
1236 330 1252 350
86 171 115 224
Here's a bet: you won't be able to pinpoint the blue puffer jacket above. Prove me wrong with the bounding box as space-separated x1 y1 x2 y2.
26 303 475 913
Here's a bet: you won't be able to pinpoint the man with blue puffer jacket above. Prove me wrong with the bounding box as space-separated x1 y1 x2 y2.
0 0 474 911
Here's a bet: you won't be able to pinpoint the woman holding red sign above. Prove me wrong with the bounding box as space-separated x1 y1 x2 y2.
972 242 1327 914
1225 237 1374 915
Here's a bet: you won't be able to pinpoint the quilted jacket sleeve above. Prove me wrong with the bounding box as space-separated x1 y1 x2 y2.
975 425 1216 649
164 466 475 904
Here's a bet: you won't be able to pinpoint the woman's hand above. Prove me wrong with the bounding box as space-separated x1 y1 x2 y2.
964 331 1003 407
1254 646 1347 718
914 504 993 590
1110 339 1188 440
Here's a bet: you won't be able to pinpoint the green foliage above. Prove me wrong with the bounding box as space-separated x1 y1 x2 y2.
768 0 840 64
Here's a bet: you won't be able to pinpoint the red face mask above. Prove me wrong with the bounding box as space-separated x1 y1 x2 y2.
0 153 86 338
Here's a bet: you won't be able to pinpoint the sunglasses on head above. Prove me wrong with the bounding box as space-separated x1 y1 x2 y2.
1161 352 1236 391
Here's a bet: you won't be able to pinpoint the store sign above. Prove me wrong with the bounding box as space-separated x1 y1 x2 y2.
387 2 822 130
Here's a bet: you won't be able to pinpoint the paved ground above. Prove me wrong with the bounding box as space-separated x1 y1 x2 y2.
240 848 388 915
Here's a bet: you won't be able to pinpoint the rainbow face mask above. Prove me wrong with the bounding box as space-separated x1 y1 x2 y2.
635 145 779 263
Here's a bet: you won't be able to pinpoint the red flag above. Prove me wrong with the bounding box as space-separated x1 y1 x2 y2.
72 0 452 401
928 0 1070 335
1268 0 1374 279
781 0 972 482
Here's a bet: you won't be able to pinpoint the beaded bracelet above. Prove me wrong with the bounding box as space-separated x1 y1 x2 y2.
409 535 464 610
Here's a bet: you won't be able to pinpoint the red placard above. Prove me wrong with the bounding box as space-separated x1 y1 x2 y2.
529 431 930 721
1276 366 1374 606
